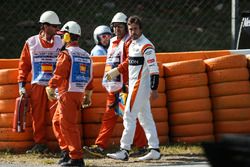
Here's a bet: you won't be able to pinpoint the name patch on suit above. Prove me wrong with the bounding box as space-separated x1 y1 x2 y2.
128 57 144 66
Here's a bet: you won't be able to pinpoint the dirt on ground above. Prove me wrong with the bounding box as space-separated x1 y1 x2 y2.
0 153 209 167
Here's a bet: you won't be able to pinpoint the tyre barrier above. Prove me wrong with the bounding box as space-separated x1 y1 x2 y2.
209 81 250 97
163 59 205 77
204 54 247 71
92 77 166 93
170 123 213 137
90 92 167 108
82 122 169 146
167 86 209 102
164 59 214 143
213 108 250 121
207 68 249 84
0 68 32 85
205 54 250 139
2 51 250 151
82 107 168 123
172 135 214 143
0 59 19 69
0 83 31 99
169 110 213 126
165 73 208 90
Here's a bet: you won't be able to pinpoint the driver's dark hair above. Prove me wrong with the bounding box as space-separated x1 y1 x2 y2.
127 15 142 29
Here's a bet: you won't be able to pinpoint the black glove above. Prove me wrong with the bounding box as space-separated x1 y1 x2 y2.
150 74 159 90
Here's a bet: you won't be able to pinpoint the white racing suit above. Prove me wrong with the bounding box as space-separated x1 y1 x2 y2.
120 34 160 150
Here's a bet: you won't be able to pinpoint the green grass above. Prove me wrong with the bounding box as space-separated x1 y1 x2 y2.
0 153 57 165
0 143 205 164
160 143 204 155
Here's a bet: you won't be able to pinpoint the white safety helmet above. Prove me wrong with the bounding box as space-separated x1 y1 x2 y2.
93 25 112 44
39 11 61 25
60 21 81 36
111 12 127 24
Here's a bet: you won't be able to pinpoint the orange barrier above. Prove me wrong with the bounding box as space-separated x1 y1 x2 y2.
213 108 250 121
170 123 213 137
207 68 249 84
214 120 250 134
0 141 34 152
83 122 169 143
172 135 214 143
164 59 214 143
1 49 250 151
0 127 33 141
165 73 208 90
0 112 32 128
91 92 167 108
156 50 230 63
0 59 19 69
212 94 250 109
163 59 205 76
0 99 16 113
169 110 213 126
205 54 250 140
0 50 237 70
210 81 250 97
167 86 209 102
91 56 106 63
0 83 31 99
0 68 32 85
82 107 168 123
92 77 166 93
204 54 247 71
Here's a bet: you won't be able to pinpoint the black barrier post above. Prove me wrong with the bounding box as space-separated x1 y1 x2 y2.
236 10 250 49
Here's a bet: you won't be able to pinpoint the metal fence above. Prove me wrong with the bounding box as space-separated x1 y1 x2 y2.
1 0 250 58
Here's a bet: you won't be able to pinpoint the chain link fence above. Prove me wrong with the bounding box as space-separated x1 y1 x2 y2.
1 0 250 58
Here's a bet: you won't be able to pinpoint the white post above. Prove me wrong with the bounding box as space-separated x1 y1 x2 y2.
231 0 239 49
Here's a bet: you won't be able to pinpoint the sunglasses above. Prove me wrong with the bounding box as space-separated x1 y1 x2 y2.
99 34 111 39
112 24 124 29
49 24 59 28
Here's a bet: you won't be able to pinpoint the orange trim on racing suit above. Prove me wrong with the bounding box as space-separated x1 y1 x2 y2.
95 37 147 149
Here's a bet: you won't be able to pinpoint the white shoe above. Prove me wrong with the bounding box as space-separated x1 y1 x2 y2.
106 149 129 161
137 149 161 161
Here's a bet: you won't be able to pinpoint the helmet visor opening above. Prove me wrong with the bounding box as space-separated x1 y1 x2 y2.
99 34 112 39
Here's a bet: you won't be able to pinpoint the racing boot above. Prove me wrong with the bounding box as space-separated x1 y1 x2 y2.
106 149 129 161
137 148 161 161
